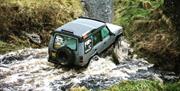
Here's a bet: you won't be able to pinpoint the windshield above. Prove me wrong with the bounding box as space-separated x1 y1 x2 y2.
53 34 77 50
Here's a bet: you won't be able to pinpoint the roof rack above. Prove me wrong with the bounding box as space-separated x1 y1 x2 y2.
79 16 106 23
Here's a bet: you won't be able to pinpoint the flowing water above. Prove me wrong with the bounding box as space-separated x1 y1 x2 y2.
0 40 161 91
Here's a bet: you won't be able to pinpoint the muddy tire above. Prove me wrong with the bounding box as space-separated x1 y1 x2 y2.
56 46 75 65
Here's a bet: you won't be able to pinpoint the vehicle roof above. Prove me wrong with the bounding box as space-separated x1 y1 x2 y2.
55 18 105 37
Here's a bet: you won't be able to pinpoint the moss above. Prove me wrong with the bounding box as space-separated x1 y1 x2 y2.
70 80 180 91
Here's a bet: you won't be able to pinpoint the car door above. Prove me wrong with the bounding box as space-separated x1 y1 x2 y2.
91 29 103 54
100 26 113 51
83 35 94 64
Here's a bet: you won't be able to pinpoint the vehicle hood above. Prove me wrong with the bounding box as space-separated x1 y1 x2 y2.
106 23 123 36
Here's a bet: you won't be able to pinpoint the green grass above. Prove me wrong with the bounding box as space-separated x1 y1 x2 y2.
106 80 180 91
106 80 163 91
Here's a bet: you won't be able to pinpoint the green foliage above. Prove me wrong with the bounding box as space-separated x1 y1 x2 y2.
105 80 180 91
105 80 164 91
114 0 164 28
114 0 166 46
114 0 180 72
164 81 180 91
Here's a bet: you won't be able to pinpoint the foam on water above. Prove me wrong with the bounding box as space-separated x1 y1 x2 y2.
0 41 160 91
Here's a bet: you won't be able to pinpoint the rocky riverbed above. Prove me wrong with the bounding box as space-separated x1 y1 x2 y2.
0 40 171 91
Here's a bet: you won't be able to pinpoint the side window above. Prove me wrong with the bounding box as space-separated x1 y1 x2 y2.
93 31 102 46
101 26 110 39
84 37 93 53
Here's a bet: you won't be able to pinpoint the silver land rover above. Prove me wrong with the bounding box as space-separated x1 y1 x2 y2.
48 17 123 66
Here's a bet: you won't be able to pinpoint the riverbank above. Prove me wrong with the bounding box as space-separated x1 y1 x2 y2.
0 0 83 54
114 0 180 74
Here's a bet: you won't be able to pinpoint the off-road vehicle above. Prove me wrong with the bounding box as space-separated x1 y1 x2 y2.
48 17 123 66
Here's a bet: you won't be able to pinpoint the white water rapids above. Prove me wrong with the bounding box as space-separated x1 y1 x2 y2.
0 40 161 91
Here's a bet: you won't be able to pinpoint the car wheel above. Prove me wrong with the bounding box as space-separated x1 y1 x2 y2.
56 46 75 66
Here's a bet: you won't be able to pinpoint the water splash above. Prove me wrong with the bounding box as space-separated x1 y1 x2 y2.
0 41 160 91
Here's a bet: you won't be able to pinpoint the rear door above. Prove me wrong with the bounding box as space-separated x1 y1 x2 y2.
83 35 94 63
83 31 103 63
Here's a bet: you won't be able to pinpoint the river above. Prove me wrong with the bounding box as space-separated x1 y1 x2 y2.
0 39 163 91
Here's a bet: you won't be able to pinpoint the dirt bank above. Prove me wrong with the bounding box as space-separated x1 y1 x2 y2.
0 0 83 54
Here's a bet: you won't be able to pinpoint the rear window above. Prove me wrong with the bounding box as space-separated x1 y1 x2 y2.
53 34 77 50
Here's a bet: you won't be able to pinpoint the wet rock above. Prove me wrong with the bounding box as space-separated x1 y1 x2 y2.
79 75 121 89
0 74 6 79
159 72 180 82
0 49 36 64
0 52 31 64
81 0 113 22
162 75 179 82
26 33 41 45
0 83 15 91
0 48 48 65
28 88 33 91
0 64 9 68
